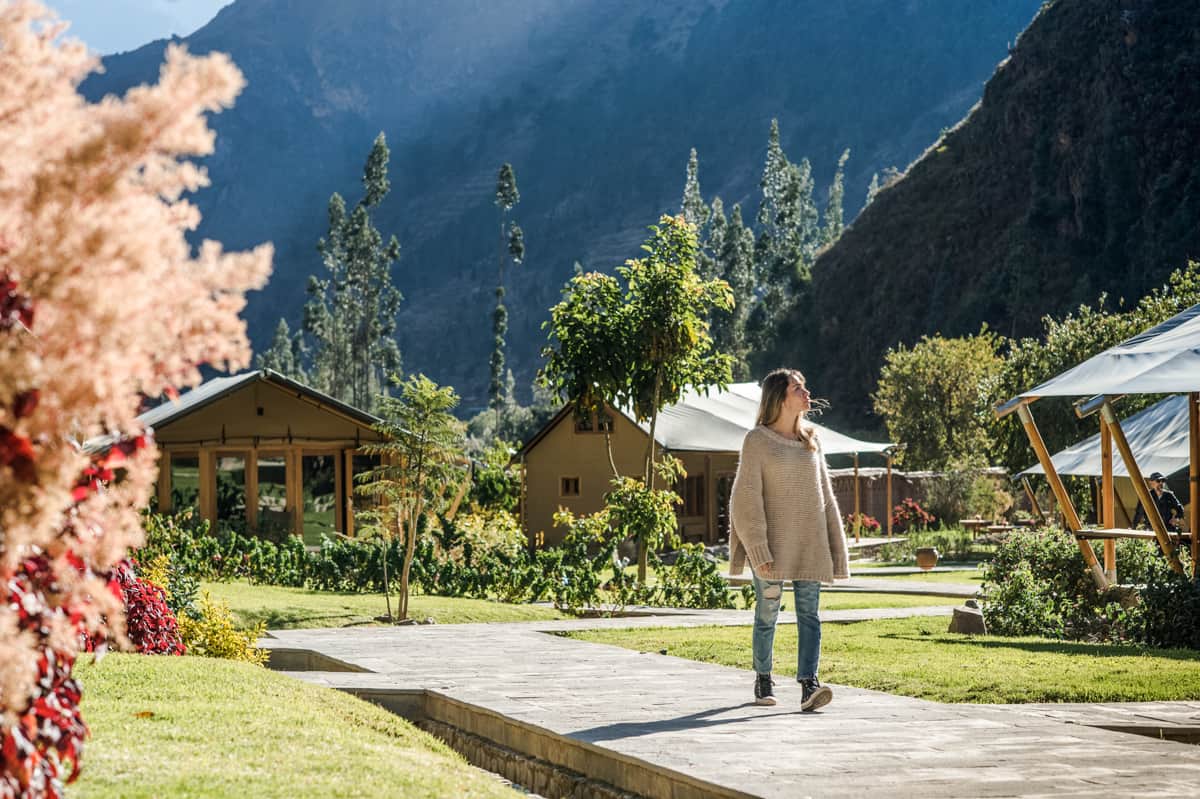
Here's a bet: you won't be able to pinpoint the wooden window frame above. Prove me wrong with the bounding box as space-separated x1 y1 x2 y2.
560 476 581 497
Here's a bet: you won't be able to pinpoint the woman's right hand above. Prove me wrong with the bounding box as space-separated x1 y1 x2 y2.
757 561 775 580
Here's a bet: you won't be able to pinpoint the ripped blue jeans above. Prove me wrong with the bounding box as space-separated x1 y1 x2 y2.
751 572 821 680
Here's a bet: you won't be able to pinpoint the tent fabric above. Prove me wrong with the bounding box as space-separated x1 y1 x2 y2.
626 382 894 455
1016 302 1200 399
1019 394 1190 478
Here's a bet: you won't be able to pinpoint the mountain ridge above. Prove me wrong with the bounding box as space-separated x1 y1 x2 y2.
81 0 1043 408
794 0 1200 427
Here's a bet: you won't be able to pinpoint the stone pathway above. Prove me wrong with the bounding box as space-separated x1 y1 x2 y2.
264 608 1200 798
721 573 981 599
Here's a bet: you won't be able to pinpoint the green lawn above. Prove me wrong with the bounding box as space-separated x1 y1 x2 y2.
74 654 518 798
202 581 567 629
566 617 1200 703
205 580 951 631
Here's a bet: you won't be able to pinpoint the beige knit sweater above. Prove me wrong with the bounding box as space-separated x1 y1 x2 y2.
728 425 851 583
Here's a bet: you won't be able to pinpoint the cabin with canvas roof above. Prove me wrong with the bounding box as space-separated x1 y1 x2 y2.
130 369 384 544
517 382 896 548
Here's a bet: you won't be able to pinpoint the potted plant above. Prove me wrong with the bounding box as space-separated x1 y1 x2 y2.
915 546 939 571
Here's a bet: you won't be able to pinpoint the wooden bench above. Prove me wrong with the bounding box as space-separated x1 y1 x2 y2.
1073 528 1190 543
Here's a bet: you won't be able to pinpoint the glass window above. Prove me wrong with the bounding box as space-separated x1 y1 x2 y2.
215 454 246 531
560 476 580 497
257 452 290 539
169 453 200 514
351 453 382 511
302 454 337 546
677 475 706 517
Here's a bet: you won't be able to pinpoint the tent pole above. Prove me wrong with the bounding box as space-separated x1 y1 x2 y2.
1017 404 1108 589
1022 477 1045 524
1191 393 1200 580
886 454 893 539
1100 402 1184 574
1100 417 1116 582
853 453 861 542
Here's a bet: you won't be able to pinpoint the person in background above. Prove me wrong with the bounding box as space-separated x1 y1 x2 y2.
1132 471 1185 536
728 368 850 711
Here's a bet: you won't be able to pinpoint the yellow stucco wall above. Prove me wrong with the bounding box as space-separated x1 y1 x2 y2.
522 407 740 547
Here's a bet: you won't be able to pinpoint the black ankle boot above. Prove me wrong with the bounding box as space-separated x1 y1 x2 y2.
799 677 832 712
754 672 776 706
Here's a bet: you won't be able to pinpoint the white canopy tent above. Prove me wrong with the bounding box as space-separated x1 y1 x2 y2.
1018 303 1200 399
1020 394 1190 479
997 302 1200 585
625 382 896 536
638 382 894 456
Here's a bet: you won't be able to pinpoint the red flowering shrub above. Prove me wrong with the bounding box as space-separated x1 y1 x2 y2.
110 561 185 656
891 498 936 533
0 3 270 795
1 557 88 798
843 512 881 534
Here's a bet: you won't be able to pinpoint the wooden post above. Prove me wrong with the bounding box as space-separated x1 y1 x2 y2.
1017 404 1108 589
886 453 894 539
343 450 356 539
1191 393 1200 580
156 450 172 512
333 449 344 534
1100 402 1184 574
853 453 861 542
245 449 258 534
198 448 216 526
1021 477 1046 524
287 448 303 540
1100 417 1116 582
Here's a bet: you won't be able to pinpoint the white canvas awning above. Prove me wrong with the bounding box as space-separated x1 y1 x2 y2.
1016 303 1200 399
1019 394 1190 478
627 382 894 456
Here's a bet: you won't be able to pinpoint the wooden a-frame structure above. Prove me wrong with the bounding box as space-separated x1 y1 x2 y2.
995 305 1200 587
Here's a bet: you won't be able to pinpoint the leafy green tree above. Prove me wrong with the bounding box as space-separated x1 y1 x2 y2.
872 329 1005 470
304 133 403 411
256 318 307 381
680 148 711 229
711 202 755 379
466 371 559 453
679 148 715 280
746 120 846 361
357 375 467 621
866 166 902 205
541 215 733 578
822 148 850 246
490 163 525 410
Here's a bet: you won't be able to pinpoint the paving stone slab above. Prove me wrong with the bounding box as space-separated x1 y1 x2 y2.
263 613 1200 798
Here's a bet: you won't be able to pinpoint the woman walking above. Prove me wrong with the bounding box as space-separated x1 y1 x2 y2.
729 368 850 710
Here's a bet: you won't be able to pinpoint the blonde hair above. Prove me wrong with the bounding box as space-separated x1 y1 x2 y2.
756 368 818 450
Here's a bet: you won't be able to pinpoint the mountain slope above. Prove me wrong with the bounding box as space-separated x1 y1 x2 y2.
81 0 1042 407
796 0 1200 425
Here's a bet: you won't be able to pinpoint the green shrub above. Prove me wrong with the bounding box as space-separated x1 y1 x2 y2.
980 563 1063 637
651 546 734 610
1128 555 1200 649
980 526 1188 643
178 592 268 664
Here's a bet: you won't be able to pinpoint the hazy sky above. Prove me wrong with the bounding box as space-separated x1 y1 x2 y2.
48 0 231 55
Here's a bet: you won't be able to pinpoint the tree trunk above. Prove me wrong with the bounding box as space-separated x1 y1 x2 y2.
381 528 393 622
399 495 423 621
637 368 665 582
604 429 619 479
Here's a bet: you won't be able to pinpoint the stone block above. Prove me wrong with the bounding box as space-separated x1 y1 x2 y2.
948 605 987 635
